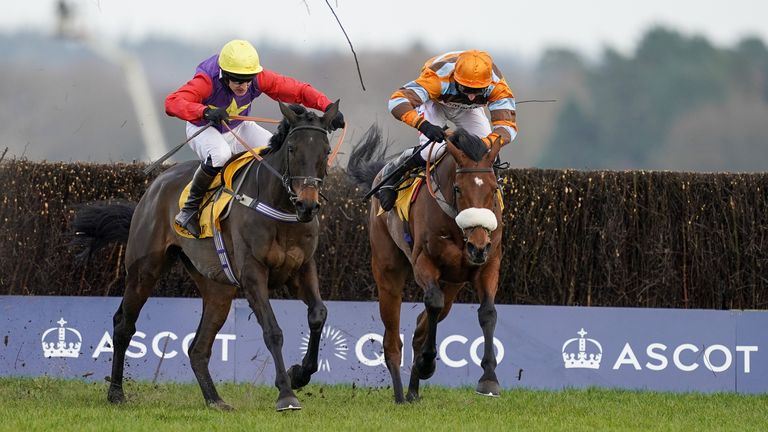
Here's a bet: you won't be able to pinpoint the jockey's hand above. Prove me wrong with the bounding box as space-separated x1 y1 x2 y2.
326 105 345 130
417 121 446 142
203 107 230 124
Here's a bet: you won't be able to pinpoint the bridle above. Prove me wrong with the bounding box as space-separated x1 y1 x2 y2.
280 124 330 203
239 123 329 205
423 142 497 240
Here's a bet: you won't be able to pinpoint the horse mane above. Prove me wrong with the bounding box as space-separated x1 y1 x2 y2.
450 128 489 162
262 104 314 155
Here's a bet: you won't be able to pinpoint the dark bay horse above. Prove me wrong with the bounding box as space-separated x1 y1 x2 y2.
72 101 340 411
347 126 504 403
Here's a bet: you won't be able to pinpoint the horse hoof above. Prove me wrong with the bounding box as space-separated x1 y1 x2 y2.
276 396 302 411
475 380 501 397
417 361 436 380
287 364 310 389
207 400 235 411
107 387 126 404
414 359 437 380
405 392 420 403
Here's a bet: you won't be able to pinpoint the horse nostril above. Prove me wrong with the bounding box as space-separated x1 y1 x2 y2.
466 242 490 264
296 200 319 215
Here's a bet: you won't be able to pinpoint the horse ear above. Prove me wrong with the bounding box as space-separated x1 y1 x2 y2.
488 136 503 161
322 99 340 129
444 134 465 162
279 101 298 124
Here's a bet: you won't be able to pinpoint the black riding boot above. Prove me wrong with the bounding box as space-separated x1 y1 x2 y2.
174 163 219 238
376 149 425 211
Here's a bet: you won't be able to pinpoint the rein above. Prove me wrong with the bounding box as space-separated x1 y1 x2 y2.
424 142 456 217
230 115 346 167
223 121 330 203
229 115 281 124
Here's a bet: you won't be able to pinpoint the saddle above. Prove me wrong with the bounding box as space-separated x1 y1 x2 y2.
174 149 266 239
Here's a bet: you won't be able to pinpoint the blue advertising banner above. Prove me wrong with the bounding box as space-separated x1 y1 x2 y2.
0 296 765 393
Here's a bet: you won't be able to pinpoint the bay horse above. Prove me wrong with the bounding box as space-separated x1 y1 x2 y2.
347 125 504 403
72 101 340 411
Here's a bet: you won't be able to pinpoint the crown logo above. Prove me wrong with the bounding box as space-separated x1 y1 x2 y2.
41 318 82 358
299 325 348 372
562 328 602 369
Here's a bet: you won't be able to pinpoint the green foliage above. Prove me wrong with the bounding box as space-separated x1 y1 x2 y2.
1 377 767 431
540 27 768 170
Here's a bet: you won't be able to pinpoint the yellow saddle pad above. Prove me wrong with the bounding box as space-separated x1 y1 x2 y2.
375 176 423 221
175 149 266 238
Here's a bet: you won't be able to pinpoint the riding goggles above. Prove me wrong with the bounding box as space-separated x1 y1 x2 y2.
456 83 488 95
222 71 255 84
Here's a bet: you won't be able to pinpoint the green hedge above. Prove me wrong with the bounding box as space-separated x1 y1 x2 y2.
1 160 766 309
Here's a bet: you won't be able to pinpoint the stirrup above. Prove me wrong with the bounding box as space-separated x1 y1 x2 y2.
175 210 201 237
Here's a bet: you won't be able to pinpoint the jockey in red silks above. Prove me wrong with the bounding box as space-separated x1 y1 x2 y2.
378 50 518 211
165 39 345 237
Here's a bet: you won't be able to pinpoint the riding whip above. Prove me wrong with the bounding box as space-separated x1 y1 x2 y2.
363 141 430 200
142 122 212 175
363 126 448 201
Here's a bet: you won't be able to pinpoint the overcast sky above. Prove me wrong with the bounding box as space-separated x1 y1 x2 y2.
2 1 767 60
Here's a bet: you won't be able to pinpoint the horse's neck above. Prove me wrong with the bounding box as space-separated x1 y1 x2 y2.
433 157 457 197
245 150 292 208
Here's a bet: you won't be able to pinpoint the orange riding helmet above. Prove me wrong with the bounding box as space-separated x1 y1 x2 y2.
453 50 493 89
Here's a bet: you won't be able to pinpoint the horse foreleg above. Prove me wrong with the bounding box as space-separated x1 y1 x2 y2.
407 257 444 402
241 268 300 411
186 275 236 410
474 260 501 397
287 259 327 389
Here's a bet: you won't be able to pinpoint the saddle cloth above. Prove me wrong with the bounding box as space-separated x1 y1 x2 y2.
174 149 266 239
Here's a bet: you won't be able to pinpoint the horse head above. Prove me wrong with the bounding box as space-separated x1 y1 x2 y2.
273 100 339 222
443 130 503 266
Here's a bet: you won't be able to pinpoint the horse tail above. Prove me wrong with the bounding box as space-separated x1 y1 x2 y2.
70 202 136 259
346 123 389 189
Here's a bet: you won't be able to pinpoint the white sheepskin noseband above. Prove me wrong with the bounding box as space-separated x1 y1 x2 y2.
454 208 497 231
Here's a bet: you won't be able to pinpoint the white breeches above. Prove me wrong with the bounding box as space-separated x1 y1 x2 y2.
415 100 492 162
186 121 273 167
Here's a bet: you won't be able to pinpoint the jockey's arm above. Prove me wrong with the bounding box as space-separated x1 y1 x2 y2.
257 69 332 112
388 69 442 130
483 80 518 147
165 73 213 122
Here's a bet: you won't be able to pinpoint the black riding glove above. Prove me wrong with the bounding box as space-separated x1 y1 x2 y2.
325 105 345 130
417 121 445 142
203 107 230 124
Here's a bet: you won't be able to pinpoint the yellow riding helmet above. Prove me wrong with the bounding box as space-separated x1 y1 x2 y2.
218 40 263 76
453 50 493 88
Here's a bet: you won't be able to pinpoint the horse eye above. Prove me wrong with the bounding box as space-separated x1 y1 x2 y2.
454 185 461 194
